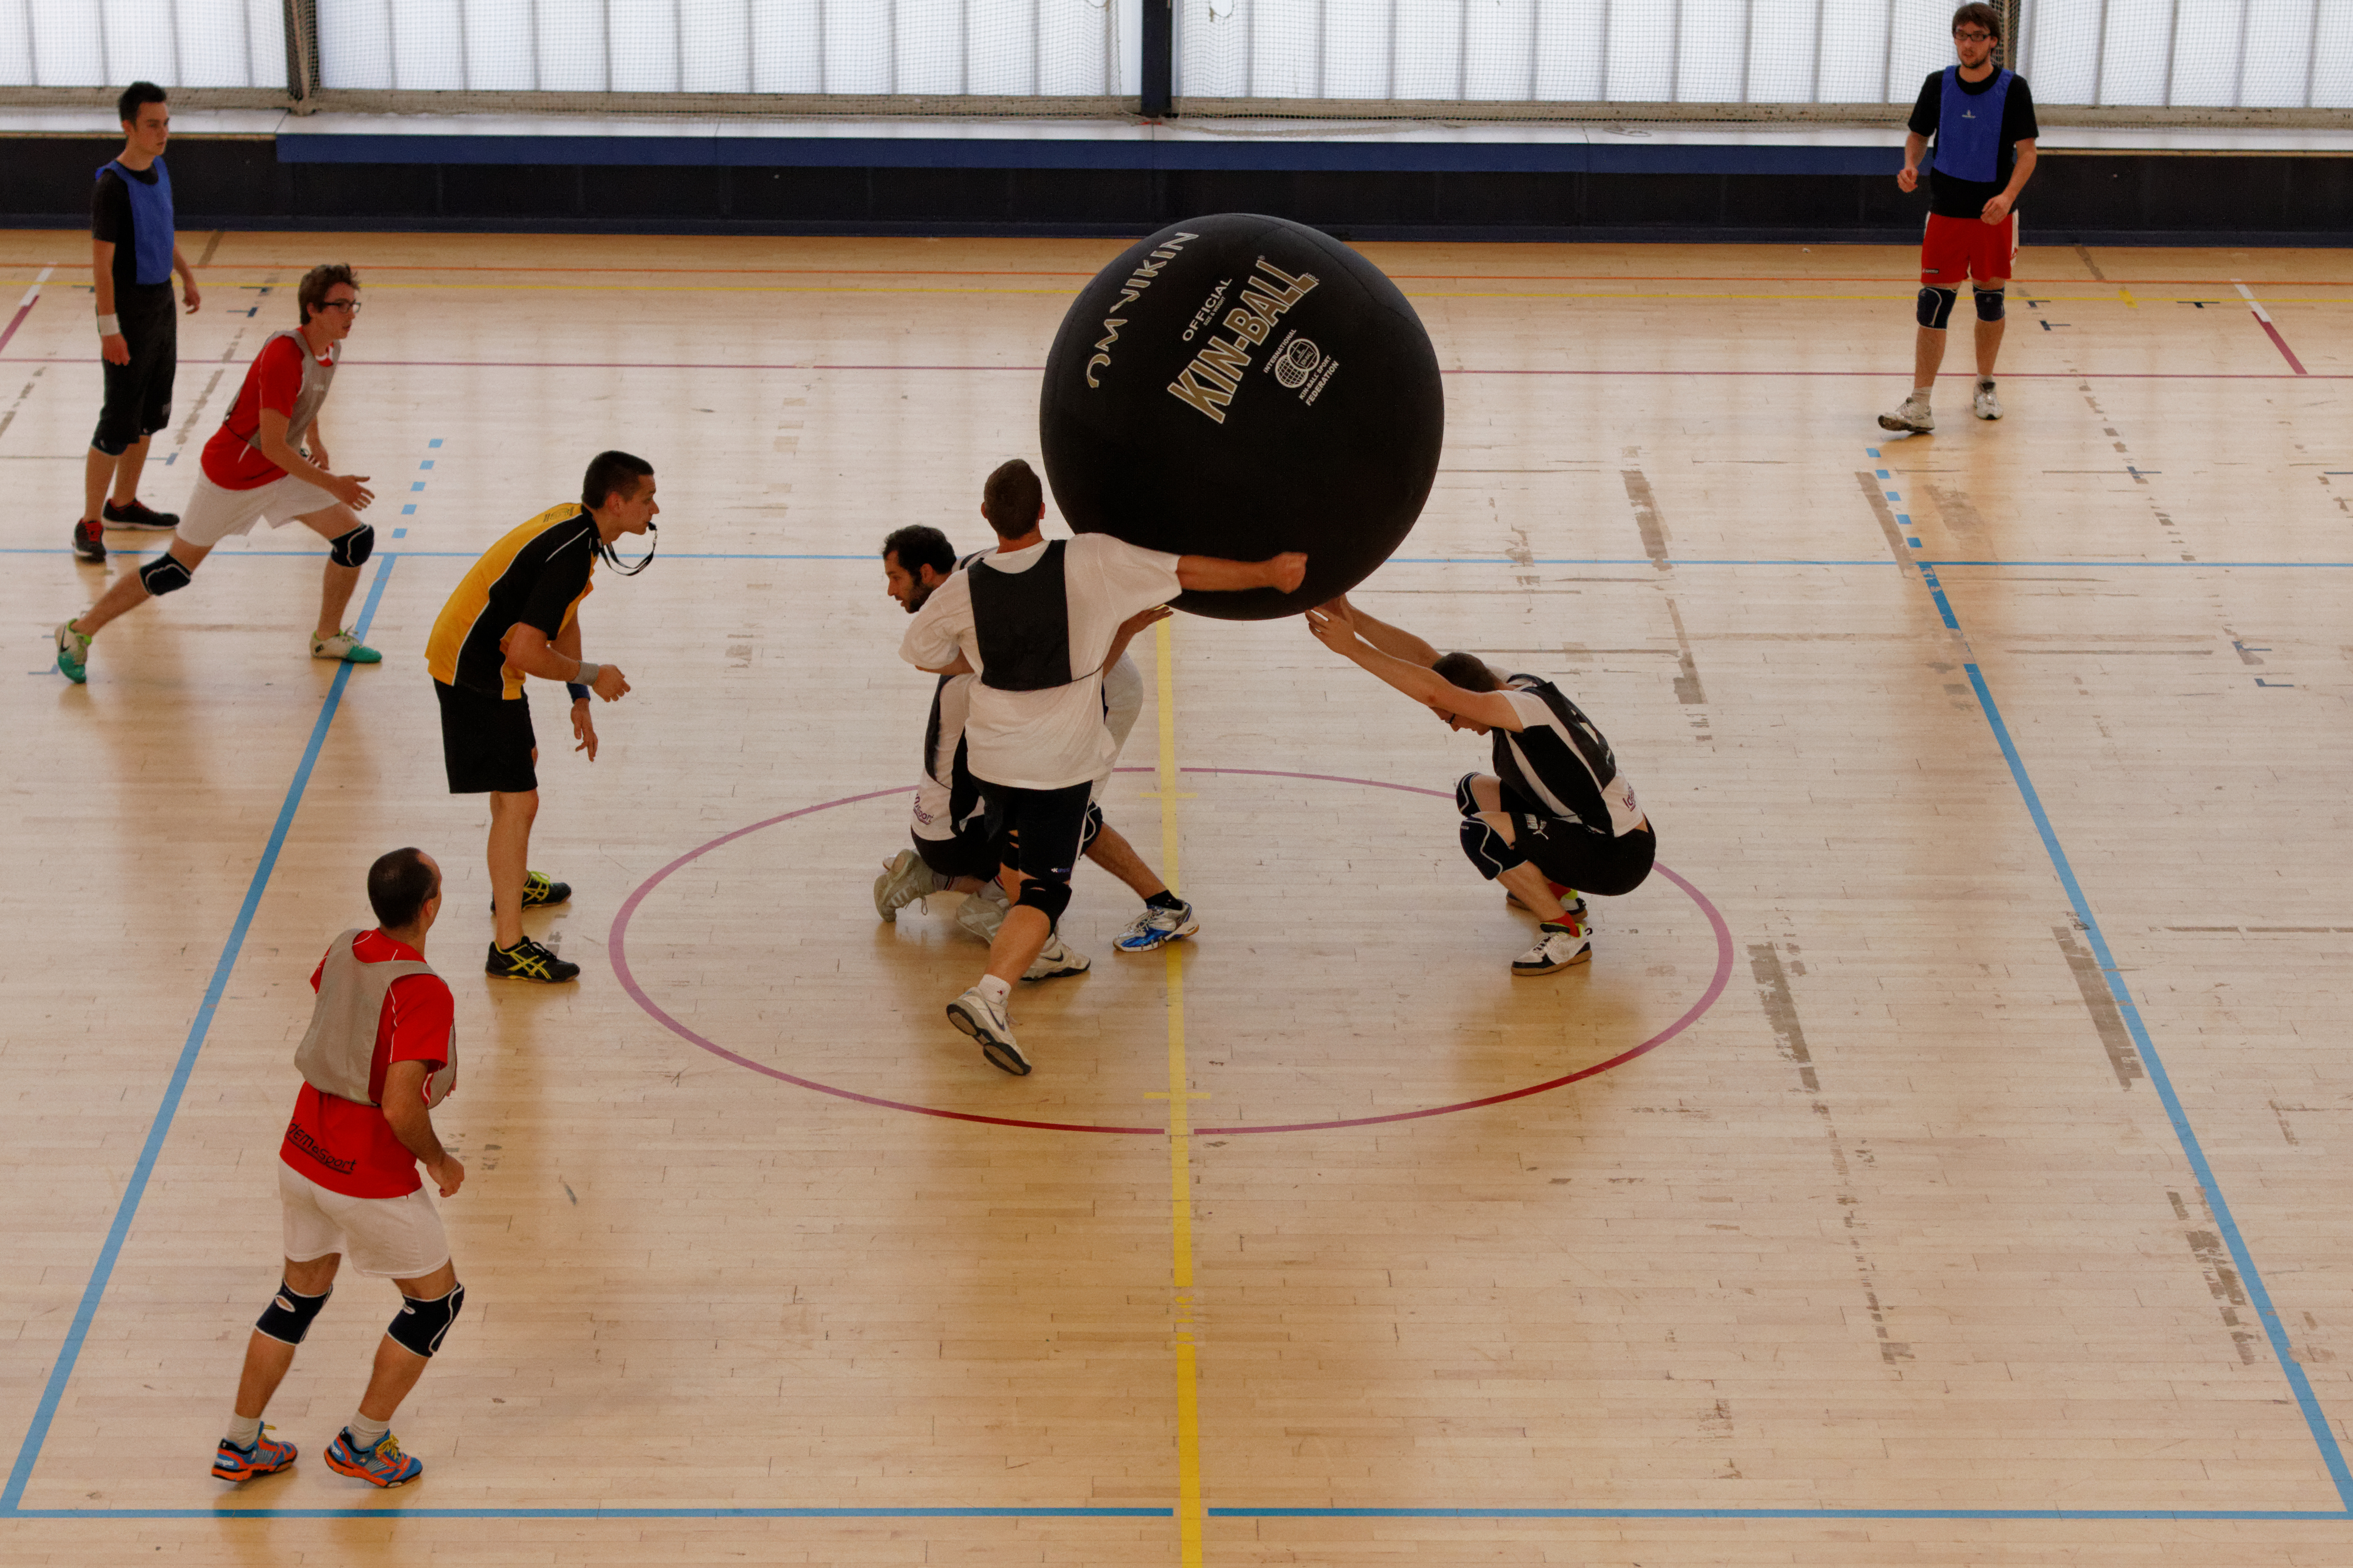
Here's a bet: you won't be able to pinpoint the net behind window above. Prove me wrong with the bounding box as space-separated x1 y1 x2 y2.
2 0 287 89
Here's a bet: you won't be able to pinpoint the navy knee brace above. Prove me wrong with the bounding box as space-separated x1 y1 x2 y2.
1455 773 1483 818
1458 816 1527 881
1974 285 2007 322
138 553 193 596
389 1283 464 1359
254 1279 333 1346
1916 287 1959 330
328 524 374 568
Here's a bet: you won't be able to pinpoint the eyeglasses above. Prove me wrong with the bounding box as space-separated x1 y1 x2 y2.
1954 29 1995 40
320 299 362 313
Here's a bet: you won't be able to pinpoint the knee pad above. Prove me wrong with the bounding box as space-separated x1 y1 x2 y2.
254 1280 333 1346
328 524 374 568
1015 876 1073 928
1455 773 1483 818
138 553 194 596
1916 287 1958 330
388 1283 464 1359
1974 285 2006 322
1458 816 1527 881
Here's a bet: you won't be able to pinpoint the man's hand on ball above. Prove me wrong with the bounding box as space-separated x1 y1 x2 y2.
1262 552 1309 593
1303 605 1357 654
591 664 630 702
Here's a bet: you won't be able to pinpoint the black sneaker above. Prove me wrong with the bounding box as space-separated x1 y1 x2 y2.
492 870 572 913
487 937 580 983
102 497 179 530
71 519 106 562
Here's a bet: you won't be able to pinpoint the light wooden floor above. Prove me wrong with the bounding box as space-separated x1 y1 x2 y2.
3 230 2350 1565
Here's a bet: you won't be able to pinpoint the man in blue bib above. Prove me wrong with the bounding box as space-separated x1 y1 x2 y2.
76 80 202 564
1881 4 2038 434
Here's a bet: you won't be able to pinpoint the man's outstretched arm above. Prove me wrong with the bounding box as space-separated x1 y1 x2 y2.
1326 593 1439 666
1174 551 1307 594
1303 603 1521 731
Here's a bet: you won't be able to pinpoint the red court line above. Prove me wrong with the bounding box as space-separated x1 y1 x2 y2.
0 269 49 355
2235 282 2309 374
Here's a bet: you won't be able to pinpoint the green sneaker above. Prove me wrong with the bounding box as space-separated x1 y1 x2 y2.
311 628 381 664
55 621 91 684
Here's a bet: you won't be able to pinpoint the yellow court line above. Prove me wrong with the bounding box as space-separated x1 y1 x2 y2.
1152 614 1206 1568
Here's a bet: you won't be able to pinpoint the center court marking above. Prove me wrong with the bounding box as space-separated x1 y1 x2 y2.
606 774 1731 1136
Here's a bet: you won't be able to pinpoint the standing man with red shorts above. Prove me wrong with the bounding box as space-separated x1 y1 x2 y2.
1881 3 2038 435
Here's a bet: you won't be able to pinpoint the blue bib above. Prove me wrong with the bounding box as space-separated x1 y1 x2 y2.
1931 67 2012 184
96 157 176 286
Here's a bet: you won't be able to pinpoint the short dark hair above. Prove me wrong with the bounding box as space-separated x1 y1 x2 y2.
1433 652 1503 692
296 263 358 324
1952 2 2001 38
981 459 1043 538
367 847 440 929
583 450 655 511
882 525 957 578
118 82 167 125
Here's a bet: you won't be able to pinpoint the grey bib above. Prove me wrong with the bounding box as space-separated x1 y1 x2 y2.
294 929 457 1108
236 329 338 458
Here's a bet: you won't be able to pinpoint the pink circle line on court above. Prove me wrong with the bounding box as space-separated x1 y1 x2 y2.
609 770 1732 1137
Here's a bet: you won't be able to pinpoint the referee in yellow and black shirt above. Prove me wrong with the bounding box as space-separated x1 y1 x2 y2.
425 451 655 982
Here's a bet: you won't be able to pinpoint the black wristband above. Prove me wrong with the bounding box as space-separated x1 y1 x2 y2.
567 683 590 702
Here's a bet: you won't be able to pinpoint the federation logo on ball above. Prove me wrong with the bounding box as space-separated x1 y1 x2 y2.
1272 337 1323 389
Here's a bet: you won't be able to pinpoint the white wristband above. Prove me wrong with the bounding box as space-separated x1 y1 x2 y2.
96 314 120 337
575 661 602 686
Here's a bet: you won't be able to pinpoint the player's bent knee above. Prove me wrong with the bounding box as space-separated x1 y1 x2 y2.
1455 773 1483 818
1973 286 2007 322
388 1282 464 1359
1458 816 1527 881
1015 876 1073 927
1916 287 1959 330
328 523 374 568
254 1279 333 1346
138 553 194 597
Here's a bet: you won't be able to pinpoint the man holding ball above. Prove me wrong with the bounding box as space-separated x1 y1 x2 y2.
899 458 1304 1075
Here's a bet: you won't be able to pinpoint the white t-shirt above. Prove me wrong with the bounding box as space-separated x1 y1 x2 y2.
900 534 1182 791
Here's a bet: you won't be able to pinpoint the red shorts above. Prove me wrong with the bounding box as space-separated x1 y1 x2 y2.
1921 210 2018 286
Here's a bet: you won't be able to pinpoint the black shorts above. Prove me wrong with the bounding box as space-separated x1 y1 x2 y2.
980 779 1093 888
435 680 538 794
92 285 176 455
913 827 997 883
1514 817 1656 899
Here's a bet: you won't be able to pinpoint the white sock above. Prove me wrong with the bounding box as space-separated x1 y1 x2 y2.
976 974 1012 1006
224 1413 263 1449
344 1411 392 1450
1912 386 1934 401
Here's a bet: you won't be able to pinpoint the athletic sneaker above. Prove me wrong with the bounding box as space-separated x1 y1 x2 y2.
486 937 579 983
874 849 940 923
1877 393 1934 434
311 627 382 663
1973 379 2002 420
1113 900 1199 954
54 621 91 685
212 1426 297 1482
102 497 178 530
955 882 1010 943
1513 920 1592 977
323 1428 422 1488
1023 935 1091 982
70 518 106 562
947 986 1029 1075
491 870 572 914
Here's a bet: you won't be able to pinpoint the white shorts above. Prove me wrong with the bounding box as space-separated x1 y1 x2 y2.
278 1161 451 1280
179 472 340 548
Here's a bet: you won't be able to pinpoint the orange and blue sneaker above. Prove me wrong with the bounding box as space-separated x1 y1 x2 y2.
212 1426 297 1481
323 1427 422 1487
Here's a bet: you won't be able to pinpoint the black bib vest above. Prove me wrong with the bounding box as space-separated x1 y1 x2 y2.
969 541 1080 692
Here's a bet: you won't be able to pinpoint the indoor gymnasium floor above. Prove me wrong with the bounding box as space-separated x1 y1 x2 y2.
2 232 2349 1566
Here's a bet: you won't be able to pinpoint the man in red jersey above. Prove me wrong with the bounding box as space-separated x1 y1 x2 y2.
210 847 465 1491
55 263 380 684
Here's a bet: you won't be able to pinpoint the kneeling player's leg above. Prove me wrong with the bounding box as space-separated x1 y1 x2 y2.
77 536 213 638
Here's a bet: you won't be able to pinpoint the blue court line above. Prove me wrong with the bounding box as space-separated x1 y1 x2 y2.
0 553 400 1516
1883 454 2353 1512
14 1506 1170 1520
1212 1508 2353 1521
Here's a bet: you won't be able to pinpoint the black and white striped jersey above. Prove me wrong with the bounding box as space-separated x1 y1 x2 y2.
1491 675 1645 837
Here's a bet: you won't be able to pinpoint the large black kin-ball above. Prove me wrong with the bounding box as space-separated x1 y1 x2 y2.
1038 213 1444 620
